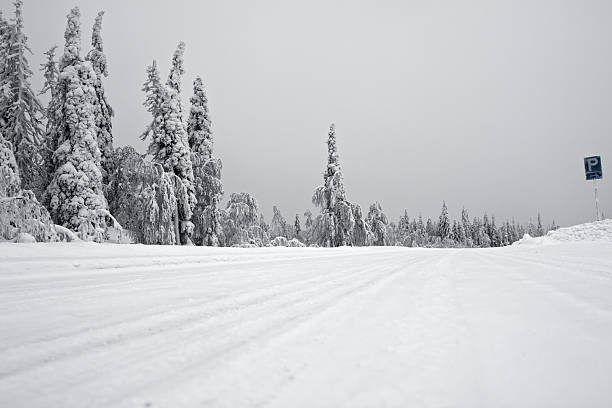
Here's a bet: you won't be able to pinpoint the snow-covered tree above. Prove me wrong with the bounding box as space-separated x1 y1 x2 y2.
141 44 196 244
0 131 20 197
397 210 410 246
302 210 313 245
312 123 356 247
460 207 472 247
85 11 113 181
438 201 450 240
222 192 268 246
188 76 222 246
38 46 60 200
105 146 188 245
0 131 58 242
294 214 301 241
0 0 44 193
270 205 289 239
187 77 212 157
367 201 388 246
351 202 369 246
45 7 110 242
490 215 501 247
536 212 544 237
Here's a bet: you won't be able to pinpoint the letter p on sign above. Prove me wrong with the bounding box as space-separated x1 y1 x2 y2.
584 156 603 180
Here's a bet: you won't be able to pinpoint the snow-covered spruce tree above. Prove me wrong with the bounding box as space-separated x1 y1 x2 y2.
438 201 450 242
398 210 410 246
0 132 20 197
45 7 110 242
294 214 301 241
312 124 355 247
0 0 44 194
367 202 388 246
536 212 544 237
85 11 114 182
490 214 501 247
38 46 60 202
187 76 223 246
141 43 196 245
460 207 472 247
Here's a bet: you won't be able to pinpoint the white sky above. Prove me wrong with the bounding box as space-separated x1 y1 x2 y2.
4 0 612 226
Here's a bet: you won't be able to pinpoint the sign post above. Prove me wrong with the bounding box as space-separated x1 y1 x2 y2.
584 156 603 221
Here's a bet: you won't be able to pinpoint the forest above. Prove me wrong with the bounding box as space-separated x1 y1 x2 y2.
0 2 555 247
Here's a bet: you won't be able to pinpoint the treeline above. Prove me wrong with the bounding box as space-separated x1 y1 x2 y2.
0 2 554 247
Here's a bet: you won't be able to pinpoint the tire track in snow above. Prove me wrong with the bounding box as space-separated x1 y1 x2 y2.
0 252 404 375
0 251 420 406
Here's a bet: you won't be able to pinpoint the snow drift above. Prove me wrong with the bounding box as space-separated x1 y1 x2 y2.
515 219 612 246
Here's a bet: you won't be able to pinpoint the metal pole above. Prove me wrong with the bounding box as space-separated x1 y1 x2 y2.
594 179 601 221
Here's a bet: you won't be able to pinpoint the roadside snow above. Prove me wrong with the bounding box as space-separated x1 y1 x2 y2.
1 224 611 407
516 219 612 246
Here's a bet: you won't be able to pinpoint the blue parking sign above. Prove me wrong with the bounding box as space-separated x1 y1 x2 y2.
584 156 603 180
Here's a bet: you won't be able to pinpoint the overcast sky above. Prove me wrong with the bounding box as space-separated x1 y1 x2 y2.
4 0 611 226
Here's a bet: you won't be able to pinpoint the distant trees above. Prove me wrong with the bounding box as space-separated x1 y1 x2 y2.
0 2 558 246
388 201 550 248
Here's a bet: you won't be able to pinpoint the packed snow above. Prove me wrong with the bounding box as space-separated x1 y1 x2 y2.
1 222 612 407
516 219 612 245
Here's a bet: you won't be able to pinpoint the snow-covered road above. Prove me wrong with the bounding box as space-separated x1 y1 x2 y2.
1 241 611 407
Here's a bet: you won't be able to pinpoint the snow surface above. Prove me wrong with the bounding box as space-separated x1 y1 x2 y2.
1 225 612 407
516 219 612 245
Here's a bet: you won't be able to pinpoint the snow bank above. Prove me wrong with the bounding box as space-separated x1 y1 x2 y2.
516 219 612 246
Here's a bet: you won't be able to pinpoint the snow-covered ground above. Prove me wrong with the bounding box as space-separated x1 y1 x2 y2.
1 222 612 407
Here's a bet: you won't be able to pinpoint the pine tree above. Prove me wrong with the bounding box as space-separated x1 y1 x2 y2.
438 201 450 240
312 123 355 247
38 46 60 202
536 212 544 237
0 131 20 197
45 7 110 242
0 0 44 193
367 201 388 246
294 214 301 240
141 43 196 244
85 11 114 181
0 11 9 60
188 77 212 157
188 76 222 246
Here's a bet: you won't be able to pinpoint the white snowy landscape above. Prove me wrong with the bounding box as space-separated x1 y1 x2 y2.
1 0 611 406
1 221 611 407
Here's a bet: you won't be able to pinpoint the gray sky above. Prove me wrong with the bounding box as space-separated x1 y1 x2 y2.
4 0 612 226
